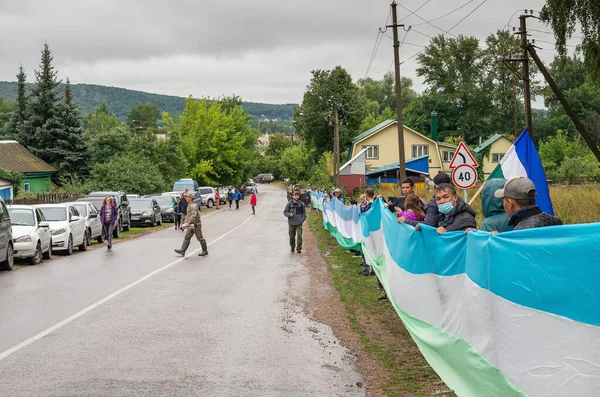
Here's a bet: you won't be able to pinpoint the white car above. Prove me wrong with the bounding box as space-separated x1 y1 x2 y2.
70 201 104 244
197 187 216 208
36 204 87 255
7 205 52 264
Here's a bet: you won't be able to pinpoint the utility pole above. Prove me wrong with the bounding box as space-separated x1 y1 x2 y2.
333 107 340 186
519 13 534 136
389 1 407 181
513 75 518 138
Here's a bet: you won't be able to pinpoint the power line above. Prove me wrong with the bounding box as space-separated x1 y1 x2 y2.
409 28 433 39
398 0 432 23
363 8 392 80
447 0 488 32
413 0 475 26
397 2 457 37
382 32 424 48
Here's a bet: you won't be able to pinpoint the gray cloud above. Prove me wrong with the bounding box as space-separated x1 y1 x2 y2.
0 0 581 104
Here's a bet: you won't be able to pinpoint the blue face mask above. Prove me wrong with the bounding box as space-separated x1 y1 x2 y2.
438 201 455 215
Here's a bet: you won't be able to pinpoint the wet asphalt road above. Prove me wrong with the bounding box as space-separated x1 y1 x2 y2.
0 185 365 397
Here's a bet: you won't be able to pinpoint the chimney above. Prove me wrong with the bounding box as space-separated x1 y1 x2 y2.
430 111 438 142
478 135 482 146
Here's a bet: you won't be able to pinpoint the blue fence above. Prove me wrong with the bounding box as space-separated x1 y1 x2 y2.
366 178 398 185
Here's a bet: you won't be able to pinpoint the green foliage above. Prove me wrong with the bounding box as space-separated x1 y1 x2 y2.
539 131 600 182
0 82 296 122
88 125 132 164
279 142 312 182
540 0 600 80
89 153 167 195
83 101 120 134
359 107 394 132
0 97 15 138
294 66 365 159
265 132 292 157
310 151 333 188
127 103 159 133
0 167 24 194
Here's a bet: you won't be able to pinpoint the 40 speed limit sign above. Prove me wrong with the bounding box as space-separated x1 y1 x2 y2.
451 164 478 189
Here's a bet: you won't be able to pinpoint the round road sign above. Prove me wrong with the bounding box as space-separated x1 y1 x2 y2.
451 164 478 189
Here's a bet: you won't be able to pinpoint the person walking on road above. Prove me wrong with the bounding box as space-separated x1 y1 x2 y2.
214 189 220 210
283 190 306 253
174 193 209 257
177 192 188 230
173 196 182 230
99 196 118 250
250 192 257 215
234 189 240 210
227 189 234 209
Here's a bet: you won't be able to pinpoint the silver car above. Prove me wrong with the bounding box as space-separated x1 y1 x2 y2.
70 201 104 244
7 205 52 264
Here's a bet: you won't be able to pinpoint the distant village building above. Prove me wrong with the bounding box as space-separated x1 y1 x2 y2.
0 140 56 198
473 134 514 180
258 133 270 147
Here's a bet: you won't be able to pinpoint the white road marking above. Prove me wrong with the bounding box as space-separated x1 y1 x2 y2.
0 199 270 362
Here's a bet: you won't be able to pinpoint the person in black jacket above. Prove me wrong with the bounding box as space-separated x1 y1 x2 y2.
399 172 451 228
177 192 189 231
283 191 307 253
431 183 476 233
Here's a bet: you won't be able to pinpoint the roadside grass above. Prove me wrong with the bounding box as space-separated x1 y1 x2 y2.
307 211 453 397
375 183 600 226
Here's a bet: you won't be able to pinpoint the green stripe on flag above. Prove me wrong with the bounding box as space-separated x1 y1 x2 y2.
362 247 526 397
323 222 362 251
488 163 505 179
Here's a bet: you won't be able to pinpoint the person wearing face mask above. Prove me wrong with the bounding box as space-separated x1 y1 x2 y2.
432 183 477 234
398 172 451 228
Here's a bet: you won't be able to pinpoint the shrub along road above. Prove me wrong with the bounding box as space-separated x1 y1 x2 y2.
0 185 365 396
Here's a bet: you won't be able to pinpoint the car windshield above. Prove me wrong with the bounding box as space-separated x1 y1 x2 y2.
8 208 35 226
173 184 194 192
39 207 67 221
130 200 153 210
155 196 173 205
72 204 88 217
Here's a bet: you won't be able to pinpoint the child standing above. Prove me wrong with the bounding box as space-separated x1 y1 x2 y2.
396 193 425 222
250 192 257 215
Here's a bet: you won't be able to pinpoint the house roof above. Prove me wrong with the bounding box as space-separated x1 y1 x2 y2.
351 119 396 145
366 155 430 176
0 141 56 173
473 134 511 154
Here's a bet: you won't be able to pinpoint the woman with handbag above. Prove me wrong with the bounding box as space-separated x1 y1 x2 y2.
99 196 118 249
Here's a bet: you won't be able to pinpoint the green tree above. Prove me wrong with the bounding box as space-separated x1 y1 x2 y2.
3 66 28 139
540 0 600 80
265 132 292 157
357 73 417 117
83 100 120 135
88 125 132 165
293 66 365 158
310 151 333 188
19 43 61 153
279 142 312 182
89 153 166 195
157 112 189 184
0 97 15 138
126 103 160 134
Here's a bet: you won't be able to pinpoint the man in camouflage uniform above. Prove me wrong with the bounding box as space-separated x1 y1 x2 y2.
174 193 209 256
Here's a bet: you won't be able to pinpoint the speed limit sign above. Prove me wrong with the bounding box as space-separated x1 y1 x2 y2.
451 164 478 189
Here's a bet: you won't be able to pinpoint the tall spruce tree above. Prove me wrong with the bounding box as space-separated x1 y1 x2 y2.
19 43 61 153
37 78 89 180
3 65 28 139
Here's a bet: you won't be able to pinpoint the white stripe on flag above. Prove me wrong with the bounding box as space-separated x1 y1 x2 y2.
499 144 527 178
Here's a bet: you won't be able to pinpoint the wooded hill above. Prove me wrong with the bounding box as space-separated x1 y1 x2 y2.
0 81 295 122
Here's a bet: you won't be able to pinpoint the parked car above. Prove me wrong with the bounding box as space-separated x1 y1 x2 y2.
0 197 14 270
126 194 141 199
162 192 181 199
7 205 52 264
172 178 198 194
217 187 229 204
36 203 87 255
70 201 104 244
76 196 121 239
197 187 216 208
129 198 162 226
143 194 162 198
85 191 132 233
255 173 274 183
153 195 176 222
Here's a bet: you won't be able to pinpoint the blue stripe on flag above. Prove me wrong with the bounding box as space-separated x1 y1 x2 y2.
514 128 554 215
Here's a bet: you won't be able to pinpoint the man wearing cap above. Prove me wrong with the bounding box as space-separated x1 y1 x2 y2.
174 193 209 257
283 190 306 253
494 177 562 231
332 188 344 204
399 172 451 227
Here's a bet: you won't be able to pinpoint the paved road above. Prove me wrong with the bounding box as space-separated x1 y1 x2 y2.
0 185 364 396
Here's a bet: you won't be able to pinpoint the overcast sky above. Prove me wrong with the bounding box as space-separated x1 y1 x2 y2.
0 0 582 105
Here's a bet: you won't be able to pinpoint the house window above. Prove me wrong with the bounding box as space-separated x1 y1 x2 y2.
442 150 455 162
492 153 505 163
23 182 30 192
412 144 429 158
362 145 379 159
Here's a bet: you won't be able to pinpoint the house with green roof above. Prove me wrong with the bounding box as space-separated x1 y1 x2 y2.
0 141 56 198
473 134 514 180
348 120 457 179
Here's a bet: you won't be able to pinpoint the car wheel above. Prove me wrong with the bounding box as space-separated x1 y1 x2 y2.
43 240 52 260
97 229 104 243
207 199 214 208
0 244 14 271
123 216 131 231
65 235 74 256
79 231 89 251
113 222 120 239
29 242 42 265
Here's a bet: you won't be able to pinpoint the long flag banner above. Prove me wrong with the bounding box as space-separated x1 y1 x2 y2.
318 198 600 396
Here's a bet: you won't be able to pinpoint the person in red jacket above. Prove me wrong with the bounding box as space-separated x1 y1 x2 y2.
250 192 257 215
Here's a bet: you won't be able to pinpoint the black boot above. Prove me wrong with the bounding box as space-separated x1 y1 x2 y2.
175 239 190 256
198 239 209 256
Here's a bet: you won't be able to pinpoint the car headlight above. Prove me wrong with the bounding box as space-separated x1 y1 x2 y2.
15 235 32 243
142 212 152 216
165 208 174 213
51 228 66 235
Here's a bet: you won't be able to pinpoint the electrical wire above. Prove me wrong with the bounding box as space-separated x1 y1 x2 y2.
413 0 475 26
396 2 457 37
446 0 488 32
398 0 432 23
363 8 392 80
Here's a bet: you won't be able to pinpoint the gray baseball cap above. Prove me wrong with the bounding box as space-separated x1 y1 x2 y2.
494 177 536 199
